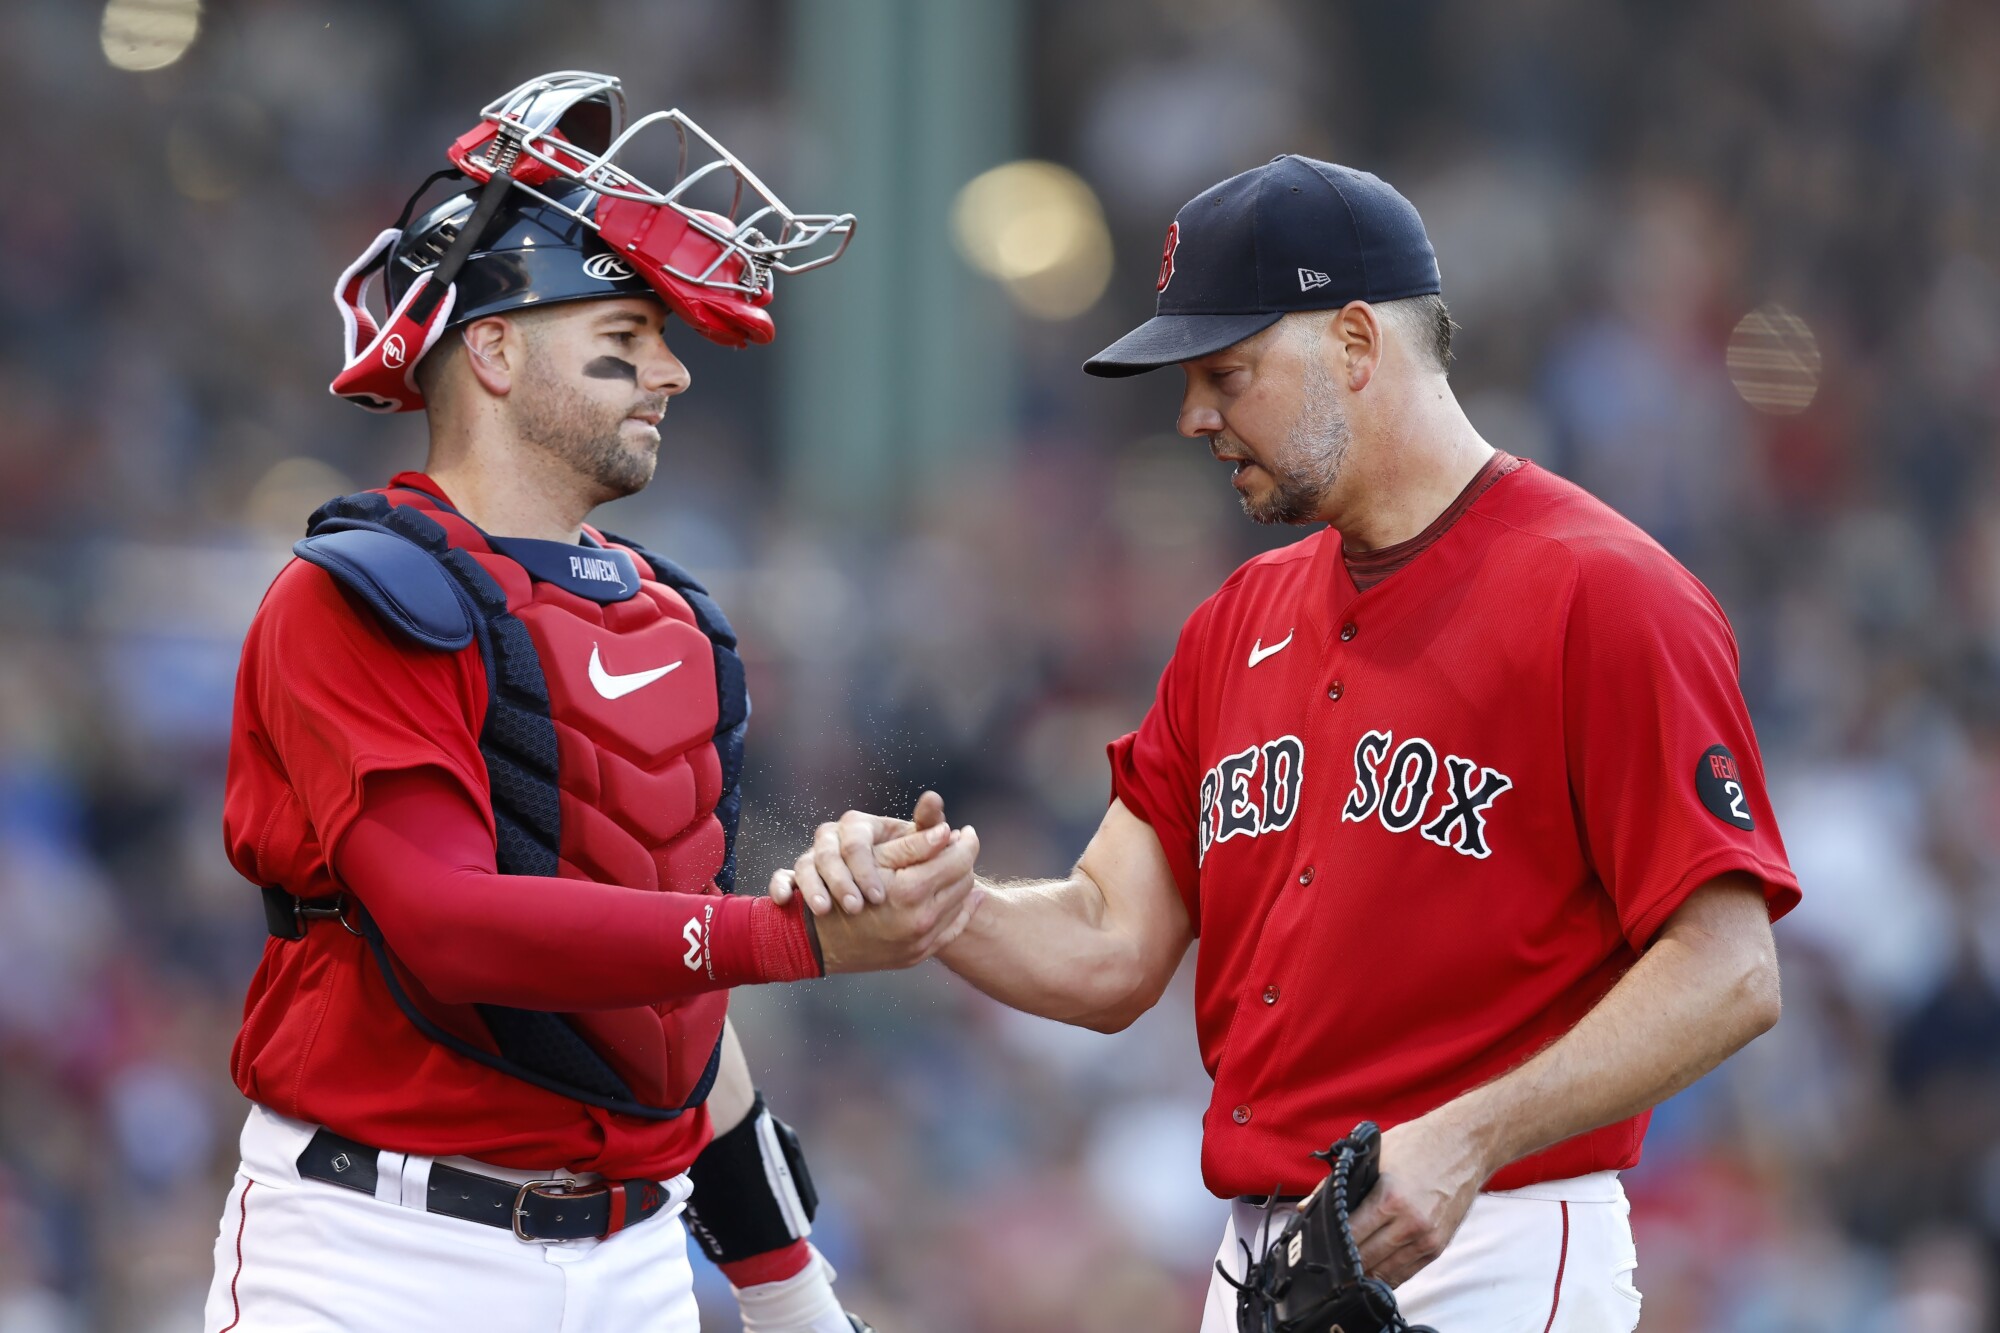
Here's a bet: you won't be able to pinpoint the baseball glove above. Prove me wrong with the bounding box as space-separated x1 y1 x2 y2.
1224 1122 1439 1333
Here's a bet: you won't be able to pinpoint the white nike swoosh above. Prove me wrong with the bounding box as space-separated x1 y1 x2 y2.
1247 631 1295 669
588 644 682 700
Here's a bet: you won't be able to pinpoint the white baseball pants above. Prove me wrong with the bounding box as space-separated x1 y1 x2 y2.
202 1106 700 1332
1201 1171 1643 1333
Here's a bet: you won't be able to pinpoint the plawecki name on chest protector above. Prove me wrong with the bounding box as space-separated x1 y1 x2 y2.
1196 728 1515 868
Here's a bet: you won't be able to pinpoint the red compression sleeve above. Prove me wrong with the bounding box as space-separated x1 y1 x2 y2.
333 768 821 1009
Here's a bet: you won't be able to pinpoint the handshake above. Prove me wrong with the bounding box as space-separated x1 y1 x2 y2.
768 792 983 975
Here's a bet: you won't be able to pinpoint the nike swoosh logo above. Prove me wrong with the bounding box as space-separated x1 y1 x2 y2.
1248 631 1295 669
588 644 682 700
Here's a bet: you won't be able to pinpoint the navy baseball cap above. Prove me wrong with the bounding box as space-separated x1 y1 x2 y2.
1084 156 1441 377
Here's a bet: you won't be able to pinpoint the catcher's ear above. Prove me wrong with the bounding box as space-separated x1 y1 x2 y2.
460 318 513 394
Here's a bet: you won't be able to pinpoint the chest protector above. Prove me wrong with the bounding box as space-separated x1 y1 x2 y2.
286 483 747 1120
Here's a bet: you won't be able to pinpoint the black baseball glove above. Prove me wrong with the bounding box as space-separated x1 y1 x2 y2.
1225 1122 1439 1333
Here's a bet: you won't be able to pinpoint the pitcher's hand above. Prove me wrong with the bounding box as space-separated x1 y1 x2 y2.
795 817 982 973
1347 1114 1488 1288
771 791 950 915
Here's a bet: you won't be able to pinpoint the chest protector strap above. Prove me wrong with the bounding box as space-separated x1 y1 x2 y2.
282 489 745 1120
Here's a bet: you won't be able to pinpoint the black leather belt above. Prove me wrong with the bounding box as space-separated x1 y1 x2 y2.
296 1128 675 1242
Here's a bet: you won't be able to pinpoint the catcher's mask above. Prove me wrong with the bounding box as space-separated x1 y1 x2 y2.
331 70 856 413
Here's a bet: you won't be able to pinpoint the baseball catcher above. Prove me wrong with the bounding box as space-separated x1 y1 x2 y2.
202 70 974 1333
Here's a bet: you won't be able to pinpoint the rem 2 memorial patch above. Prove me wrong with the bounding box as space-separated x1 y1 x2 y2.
1695 744 1755 830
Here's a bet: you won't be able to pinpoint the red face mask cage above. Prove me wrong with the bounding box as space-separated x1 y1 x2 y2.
331 71 856 413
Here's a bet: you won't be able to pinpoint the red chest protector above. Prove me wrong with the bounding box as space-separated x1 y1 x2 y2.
290 480 748 1119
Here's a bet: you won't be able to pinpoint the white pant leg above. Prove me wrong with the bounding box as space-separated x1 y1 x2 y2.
202 1107 699 1333
1200 1210 1240 1333
1200 1203 1291 1333
1199 1175 1640 1333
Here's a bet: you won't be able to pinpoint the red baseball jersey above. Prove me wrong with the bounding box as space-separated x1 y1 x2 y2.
1109 459 1800 1198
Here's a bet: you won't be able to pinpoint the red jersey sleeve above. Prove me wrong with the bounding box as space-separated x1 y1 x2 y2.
238 558 494 866
1561 538 1801 947
1108 601 1211 927
339 770 819 1002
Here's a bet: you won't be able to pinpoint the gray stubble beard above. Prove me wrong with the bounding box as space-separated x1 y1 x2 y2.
514 356 659 501
1243 354 1349 526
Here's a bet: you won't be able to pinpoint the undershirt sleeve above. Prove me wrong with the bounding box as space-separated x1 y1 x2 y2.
336 768 821 1006
248 559 494 867
1107 602 1210 928
1562 539 1802 947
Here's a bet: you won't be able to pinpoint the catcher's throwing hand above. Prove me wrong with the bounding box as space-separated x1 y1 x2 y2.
768 793 982 970
1347 1113 1490 1288
771 791 956 915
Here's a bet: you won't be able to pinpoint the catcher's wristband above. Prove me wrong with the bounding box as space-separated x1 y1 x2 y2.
685 1092 819 1267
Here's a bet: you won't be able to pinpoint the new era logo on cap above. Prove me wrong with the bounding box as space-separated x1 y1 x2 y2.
1298 268 1330 291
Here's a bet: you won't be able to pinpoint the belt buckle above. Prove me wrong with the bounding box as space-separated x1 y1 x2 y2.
512 1177 580 1243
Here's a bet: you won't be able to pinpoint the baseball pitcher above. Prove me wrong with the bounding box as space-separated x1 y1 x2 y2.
779 156 1800 1331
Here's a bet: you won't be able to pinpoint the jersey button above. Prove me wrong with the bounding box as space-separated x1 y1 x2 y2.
1326 681 1344 701
1340 622 1358 641
1263 985 1280 1005
1232 1104 1252 1124
1298 866 1314 886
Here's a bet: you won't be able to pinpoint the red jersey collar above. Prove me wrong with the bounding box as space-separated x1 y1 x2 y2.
1303 453 1531 646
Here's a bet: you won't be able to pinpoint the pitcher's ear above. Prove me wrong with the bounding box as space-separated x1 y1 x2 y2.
1331 300 1385 392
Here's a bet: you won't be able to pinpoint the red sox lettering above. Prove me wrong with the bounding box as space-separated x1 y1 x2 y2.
1339 729 1513 860
1197 735 1305 866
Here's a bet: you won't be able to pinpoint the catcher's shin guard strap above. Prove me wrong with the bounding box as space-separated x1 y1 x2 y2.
684 1092 819 1266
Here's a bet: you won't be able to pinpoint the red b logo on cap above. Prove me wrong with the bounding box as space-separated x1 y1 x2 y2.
1157 221 1179 293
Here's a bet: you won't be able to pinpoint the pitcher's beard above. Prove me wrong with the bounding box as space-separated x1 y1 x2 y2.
1245 463 1333 525
516 364 659 500
1241 359 1349 526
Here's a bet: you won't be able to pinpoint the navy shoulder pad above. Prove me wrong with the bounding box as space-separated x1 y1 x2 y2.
293 527 474 651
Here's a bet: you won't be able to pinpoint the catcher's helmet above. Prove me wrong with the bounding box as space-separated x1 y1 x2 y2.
384 183 658 329
330 71 856 413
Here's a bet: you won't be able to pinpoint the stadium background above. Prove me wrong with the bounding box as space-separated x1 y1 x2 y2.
3 0 1998 1328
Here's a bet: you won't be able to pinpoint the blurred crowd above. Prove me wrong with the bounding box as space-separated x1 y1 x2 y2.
3 0 1998 1329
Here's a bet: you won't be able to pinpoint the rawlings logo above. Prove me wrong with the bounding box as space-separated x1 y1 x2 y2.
583 253 636 282
1197 735 1304 866
1339 729 1512 859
